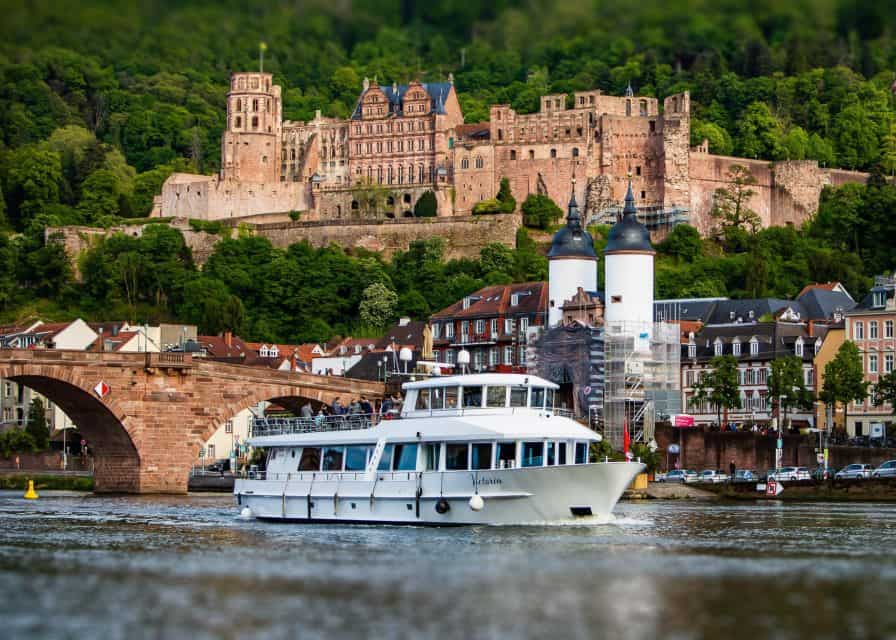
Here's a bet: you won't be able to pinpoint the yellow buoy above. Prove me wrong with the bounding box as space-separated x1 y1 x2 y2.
23 479 39 500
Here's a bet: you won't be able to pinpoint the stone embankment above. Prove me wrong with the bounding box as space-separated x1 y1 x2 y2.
703 477 896 502
623 481 718 501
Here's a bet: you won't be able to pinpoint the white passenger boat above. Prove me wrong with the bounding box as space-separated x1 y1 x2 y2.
234 373 643 525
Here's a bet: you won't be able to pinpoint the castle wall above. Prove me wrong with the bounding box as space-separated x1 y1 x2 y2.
160 175 311 220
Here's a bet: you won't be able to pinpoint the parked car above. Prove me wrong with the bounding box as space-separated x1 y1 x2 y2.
811 467 833 481
768 467 799 481
834 463 874 480
795 467 811 481
733 469 757 483
661 469 699 483
698 470 730 483
872 460 896 479
848 436 869 447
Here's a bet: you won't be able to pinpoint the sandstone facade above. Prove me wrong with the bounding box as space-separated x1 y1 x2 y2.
157 71 867 236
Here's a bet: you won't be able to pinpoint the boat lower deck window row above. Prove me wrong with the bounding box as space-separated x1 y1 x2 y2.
272 441 591 473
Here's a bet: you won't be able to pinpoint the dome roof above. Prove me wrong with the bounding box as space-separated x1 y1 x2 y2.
604 181 654 254
547 187 597 260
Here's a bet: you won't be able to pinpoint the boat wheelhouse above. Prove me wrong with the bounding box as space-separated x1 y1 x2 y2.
234 373 643 525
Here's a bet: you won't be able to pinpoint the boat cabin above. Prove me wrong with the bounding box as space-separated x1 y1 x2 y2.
401 373 560 418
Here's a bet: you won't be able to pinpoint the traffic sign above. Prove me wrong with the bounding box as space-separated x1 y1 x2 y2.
766 480 784 497
93 380 110 398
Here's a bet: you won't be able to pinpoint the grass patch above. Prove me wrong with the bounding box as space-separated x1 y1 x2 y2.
0 474 94 491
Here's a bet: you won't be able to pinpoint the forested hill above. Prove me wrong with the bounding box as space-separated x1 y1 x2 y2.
1 0 895 231
0 1 894 343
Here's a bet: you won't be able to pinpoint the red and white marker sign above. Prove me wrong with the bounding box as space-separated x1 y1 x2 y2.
93 381 110 398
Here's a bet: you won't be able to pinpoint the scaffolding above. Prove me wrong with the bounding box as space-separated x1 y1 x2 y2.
598 321 681 450
588 205 690 232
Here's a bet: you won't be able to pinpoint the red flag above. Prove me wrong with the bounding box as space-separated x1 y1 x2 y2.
623 419 631 454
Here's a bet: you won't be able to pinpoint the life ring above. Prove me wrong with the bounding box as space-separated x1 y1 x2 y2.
435 498 450 514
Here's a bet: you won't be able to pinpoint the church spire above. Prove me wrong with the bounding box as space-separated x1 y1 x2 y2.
623 176 637 218
566 175 581 227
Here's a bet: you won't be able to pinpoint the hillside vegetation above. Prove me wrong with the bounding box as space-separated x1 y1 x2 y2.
0 1 894 341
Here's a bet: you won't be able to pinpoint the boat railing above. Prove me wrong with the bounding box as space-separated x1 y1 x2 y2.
251 413 381 436
239 470 431 482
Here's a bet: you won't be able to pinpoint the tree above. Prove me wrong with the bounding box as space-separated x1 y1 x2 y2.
693 355 741 426
690 120 733 155
768 355 811 428
874 368 896 411
820 341 869 431
521 193 563 229
736 102 786 160
472 198 503 214
496 177 516 213
414 190 437 217
25 398 49 450
657 224 702 262
358 282 398 329
710 164 761 235
5 147 63 229
881 123 896 177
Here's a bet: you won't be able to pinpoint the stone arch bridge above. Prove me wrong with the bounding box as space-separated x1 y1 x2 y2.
0 349 385 493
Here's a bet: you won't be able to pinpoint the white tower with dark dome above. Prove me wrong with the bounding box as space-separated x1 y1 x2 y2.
603 179 655 334
547 181 597 327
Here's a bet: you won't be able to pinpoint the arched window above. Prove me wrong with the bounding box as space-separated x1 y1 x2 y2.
475 156 483 169
639 100 647 116
497 129 503 141
529 149 535 160
376 166 383 183
251 116 259 130
418 164 425 183
461 157 470 170
236 99 242 111
398 165 404 184
235 116 242 128
572 147 579 157
550 149 557 158
253 99 259 112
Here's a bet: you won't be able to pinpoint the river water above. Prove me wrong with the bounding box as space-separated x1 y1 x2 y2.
1 492 894 640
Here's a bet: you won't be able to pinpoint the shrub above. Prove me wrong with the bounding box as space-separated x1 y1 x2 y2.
414 191 437 217
288 210 303 221
521 193 563 229
472 198 503 215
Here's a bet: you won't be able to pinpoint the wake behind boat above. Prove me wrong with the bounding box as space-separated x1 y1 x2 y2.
234 373 643 525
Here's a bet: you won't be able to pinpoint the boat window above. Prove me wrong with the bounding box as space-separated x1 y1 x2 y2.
462 386 482 408
509 385 528 407
415 389 431 410
298 447 321 471
575 442 588 464
431 387 445 409
546 389 555 410
546 442 556 465
377 444 394 471
521 442 544 467
344 446 368 471
444 386 459 408
424 443 440 470
558 442 567 465
322 447 344 471
531 387 545 409
471 443 492 470
446 443 468 470
485 386 507 407
392 444 418 471
496 442 516 468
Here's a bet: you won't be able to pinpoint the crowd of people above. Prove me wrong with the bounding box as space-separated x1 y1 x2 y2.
296 394 405 426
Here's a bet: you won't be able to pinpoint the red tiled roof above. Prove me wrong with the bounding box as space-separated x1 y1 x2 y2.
430 282 547 320
797 282 842 298
456 122 490 139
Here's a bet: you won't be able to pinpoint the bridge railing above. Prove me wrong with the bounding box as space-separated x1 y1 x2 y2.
251 413 383 437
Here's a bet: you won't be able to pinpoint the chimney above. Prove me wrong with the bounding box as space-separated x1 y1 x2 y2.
399 317 410 327
224 331 232 348
98 328 104 352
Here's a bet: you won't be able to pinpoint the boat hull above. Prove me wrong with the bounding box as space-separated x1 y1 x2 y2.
234 461 643 525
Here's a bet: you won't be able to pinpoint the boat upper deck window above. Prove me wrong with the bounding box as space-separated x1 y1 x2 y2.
378 444 394 471
531 387 546 409
471 443 492 469
322 447 344 471
298 447 321 471
392 444 418 471
485 386 506 408
424 443 440 470
575 442 588 464
521 442 544 467
509 385 528 407
446 443 468 470
444 386 459 408
415 389 431 411
428 386 459 410
546 442 556 466
462 386 482 408
496 442 516 468
345 446 368 471
546 389 555 410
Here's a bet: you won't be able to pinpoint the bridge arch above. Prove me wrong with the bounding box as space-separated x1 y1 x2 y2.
0 362 140 492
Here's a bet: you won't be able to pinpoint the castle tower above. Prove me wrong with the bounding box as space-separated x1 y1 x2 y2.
220 72 282 183
603 179 655 333
547 180 598 327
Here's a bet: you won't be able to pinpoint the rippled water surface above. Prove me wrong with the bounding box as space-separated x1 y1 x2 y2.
2 492 896 639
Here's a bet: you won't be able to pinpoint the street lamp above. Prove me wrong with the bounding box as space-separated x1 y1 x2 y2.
382 355 389 383
399 347 413 374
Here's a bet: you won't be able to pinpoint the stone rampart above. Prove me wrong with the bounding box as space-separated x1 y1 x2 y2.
48 214 521 278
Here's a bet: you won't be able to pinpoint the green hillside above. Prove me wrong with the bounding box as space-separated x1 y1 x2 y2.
0 1 894 341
